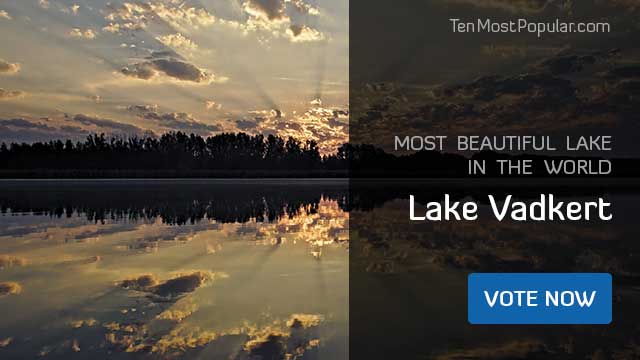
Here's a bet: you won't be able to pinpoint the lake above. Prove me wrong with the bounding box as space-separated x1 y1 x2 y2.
0 180 349 359
2 179 640 359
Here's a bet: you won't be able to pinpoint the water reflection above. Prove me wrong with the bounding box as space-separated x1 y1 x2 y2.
3 179 639 359
0 180 348 359
350 180 640 360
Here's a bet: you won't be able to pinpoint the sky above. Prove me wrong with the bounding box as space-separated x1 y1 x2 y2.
0 0 348 154
350 0 640 157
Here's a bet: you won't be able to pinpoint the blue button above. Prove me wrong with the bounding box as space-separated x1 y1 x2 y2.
468 273 612 324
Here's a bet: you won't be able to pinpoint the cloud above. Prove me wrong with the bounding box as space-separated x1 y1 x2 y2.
435 339 547 360
156 299 198 322
205 100 222 111
68 28 97 40
71 114 150 137
102 0 324 44
120 271 226 300
142 111 218 133
120 274 158 290
156 33 198 52
0 89 26 100
126 104 159 113
236 119 259 130
481 45 565 60
0 118 88 143
0 10 11 20
286 314 323 329
238 0 326 43
355 49 640 153
286 0 320 15
443 0 552 13
0 60 20 75
0 118 54 130
286 24 326 42
127 105 222 134
69 318 97 329
104 2 216 34
597 0 640 12
121 58 226 84
0 255 28 269
103 22 146 33
237 105 348 154
0 282 21 297
243 0 288 21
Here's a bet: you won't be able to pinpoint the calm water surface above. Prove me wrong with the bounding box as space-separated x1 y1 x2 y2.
0 180 348 359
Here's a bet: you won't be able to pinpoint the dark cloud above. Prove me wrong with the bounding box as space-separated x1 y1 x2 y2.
355 48 640 155
71 114 150 137
606 64 640 79
235 119 259 130
1 118 54 130
126 104 158 113
445 0 553 13
120 271 220 300
244 0 287 20
0 118 87 143
121 59 222 84
127 106 222 134
435 339 548 359
531 50 618 75
146 50 185 61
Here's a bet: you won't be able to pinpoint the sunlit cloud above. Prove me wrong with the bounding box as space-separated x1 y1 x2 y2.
102 21 146 33
0 338 12 348
205 100 222 111
0 89 27 100
287 24 326 42
68 28 97 40
238 104 348 154
0 59 21 75
0 0 347 151
69 318 97 329
286 0 321 15
104 2 216 34
0 282 22 297
156 33 198 52
240 0 326 43
156 298 198 322
0 10 11 20
0 255 29 269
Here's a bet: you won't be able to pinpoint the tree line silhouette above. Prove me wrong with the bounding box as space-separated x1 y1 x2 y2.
0 132 349 176
0 180 347 225
1 131 639 177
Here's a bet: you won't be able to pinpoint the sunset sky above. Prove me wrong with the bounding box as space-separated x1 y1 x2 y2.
0 0 348 154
